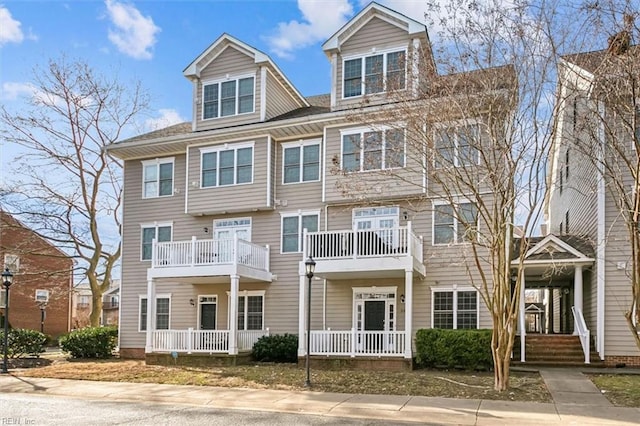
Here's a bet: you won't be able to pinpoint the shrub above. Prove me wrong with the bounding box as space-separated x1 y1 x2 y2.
252 333 298 363
59 326 118 359
414 328 493 370
0 329 47 358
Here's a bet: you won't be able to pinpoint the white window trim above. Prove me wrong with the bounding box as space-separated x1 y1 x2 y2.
138 293 172 332
280 209 321 254
197 294 218 331
140 221 173 262
339 126 406 173
432 121 481 168
141 157 175 199
35 289 50 303
199 142 255 188
342 47 408 99
281 139 322 185
227 290 266 330
4 254 19 272
201 73 256 120
431 199 478 246
431 286 479 329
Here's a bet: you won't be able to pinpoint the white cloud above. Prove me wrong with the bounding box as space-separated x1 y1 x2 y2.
0 6 24 46
1 82 35 100
265 0 353 59
144 109 186 131
105 0 160 60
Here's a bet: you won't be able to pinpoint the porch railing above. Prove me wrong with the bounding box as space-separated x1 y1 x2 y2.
308 329 406 357
571 306 590 364
151 328 269 354
305 224 422 264
152 236 269 271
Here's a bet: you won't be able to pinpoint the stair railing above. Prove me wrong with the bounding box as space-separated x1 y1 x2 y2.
571 306 590 364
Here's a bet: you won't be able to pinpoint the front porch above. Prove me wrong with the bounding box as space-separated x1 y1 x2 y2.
150 328 269 354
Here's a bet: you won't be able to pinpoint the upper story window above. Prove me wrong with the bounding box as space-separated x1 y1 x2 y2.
141 222 172 261
4 254 19 272
142 158 174 199
343 49 406 98
281 211 319 253
434 124 480 168
282 140 320 184
201 143 253 188
341 128 405 172
35 289 50 303
203 76 255 119
433 201 478 245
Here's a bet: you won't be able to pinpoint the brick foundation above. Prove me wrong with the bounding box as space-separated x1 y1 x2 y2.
119 347 145 359
604 355 640 368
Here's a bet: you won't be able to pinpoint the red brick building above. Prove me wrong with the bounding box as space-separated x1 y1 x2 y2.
0 211 73 339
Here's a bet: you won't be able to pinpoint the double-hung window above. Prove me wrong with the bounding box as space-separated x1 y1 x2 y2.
433 201 478 245
141 223 172 261
432 288 478 329
236 292 264 330
281 211 319 253
4 254 19 272
139 295 171 331
341 128 405 172
201 143 253 187
343 49 406 98
282 141 320 184
434 124 480 168
202 76 255 119
142 158 174 198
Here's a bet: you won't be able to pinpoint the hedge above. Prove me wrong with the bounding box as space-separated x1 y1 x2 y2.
0 329 47 358
414 328 493 370
59 326 118 358
252 333 298 363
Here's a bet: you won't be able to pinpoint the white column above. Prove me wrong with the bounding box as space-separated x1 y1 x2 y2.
519 273 526 362
573 265 584 335
145 278 156 353
298 273 307 357
229 274 239 355
404 270 413 359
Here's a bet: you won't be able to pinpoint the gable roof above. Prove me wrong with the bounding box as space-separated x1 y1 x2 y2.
183 33 308 108
512 234 594 264
322 1 428 53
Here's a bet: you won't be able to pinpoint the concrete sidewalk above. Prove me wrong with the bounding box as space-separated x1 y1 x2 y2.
0 369 639 425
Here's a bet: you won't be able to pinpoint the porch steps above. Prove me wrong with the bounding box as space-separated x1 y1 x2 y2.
513 334 603 367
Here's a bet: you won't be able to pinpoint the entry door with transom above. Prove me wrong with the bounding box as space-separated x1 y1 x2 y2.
353 288 397 352
199 296 217 330
353 207 399 255
213 218 251 263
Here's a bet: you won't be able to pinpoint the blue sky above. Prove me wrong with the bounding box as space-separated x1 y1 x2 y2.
0 0 439 178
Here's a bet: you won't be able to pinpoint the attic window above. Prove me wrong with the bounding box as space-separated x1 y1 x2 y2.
203 76 254 120
343 49 406 98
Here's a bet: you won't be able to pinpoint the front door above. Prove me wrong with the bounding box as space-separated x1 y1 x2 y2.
199 297 217 330
354 287 397 352
364 300 385 351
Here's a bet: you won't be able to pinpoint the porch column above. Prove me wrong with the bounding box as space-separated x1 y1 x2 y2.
573 265 584 335
404 270 413 359
298 273 307 357
519 273 526 362
145 278 156 353
229 274 239 355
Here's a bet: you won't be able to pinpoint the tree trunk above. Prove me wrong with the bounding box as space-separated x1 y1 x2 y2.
90 293 103 327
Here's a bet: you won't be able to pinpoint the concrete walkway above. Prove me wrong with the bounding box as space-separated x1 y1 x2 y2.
0 369 639 425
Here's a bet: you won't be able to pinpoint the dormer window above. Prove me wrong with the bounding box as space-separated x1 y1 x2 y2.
343 49 406 98
203 76 254 119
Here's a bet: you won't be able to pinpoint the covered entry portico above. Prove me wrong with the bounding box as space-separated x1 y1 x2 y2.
513 235 595 363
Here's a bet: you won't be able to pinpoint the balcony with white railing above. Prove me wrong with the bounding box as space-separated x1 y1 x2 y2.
149 235 272 282
308 329 406 357
303 222 425 278
151 328 269 354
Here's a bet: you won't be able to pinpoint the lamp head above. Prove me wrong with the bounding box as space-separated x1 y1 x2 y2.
1 268 13 288
304 256 316 279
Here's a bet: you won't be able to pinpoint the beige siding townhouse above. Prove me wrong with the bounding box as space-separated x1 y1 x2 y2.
107 3 532 368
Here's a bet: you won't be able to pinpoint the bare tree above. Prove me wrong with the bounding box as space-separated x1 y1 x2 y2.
330 0 580 390
567 2 640 350
0 58 150 326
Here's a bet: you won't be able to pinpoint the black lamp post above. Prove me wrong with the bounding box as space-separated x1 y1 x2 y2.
2 268 14 374
37 301 48 334
304 256 316 387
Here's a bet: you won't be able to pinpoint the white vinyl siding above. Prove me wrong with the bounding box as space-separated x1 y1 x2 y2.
281 211 319 253
202 76 255 120
343 49 406 98
282 141 320 184
432 288 478 329
142 158 174 199
341 128 405 172
200 143 254 188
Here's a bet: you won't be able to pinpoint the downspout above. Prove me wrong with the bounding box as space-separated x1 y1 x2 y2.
596 100 606 359
267 135 272 208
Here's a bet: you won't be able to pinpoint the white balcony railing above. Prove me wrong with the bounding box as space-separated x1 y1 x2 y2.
571 306 590 364
305 224 422 264
308 329 406 357
151 328 269 354
152 236 269 271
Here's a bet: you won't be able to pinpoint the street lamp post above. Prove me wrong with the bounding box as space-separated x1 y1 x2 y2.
1 268 14 374
38 301 48 334
304 256 316 388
